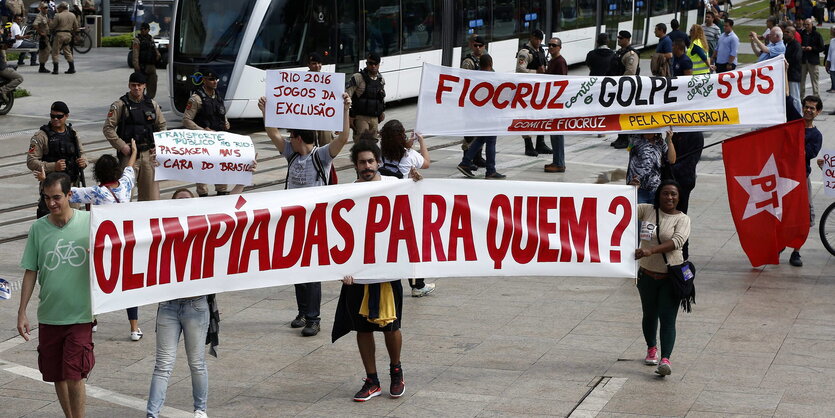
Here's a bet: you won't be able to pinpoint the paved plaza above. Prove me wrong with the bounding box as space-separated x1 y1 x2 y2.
2 48 835 417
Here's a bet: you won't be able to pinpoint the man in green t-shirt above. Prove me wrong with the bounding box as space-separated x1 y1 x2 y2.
17 172 94 418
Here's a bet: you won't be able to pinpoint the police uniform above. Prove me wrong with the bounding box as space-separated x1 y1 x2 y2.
183 85 230 196
26 107 86 217
3 0 25 25
346 68 385 141
132 30 160 99
49 8 78 73
103 89 167 201
33 8 52 73
516 37 551 155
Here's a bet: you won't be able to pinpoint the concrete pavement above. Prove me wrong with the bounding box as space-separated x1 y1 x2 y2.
2 48 835 417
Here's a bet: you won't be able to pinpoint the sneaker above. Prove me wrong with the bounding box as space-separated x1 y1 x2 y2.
645 346 659 365
130 329 143 341
789 251 803 267
353 378 382 401
485 172 507 179
411 282 436 297
290 314 306 328
390 366 405 398
194 410 208 418
457 164 476 178
655 358 672 376
524 147 538 157
301 321 320 337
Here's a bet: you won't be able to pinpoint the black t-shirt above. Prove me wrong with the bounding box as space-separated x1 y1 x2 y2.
672 54 693 76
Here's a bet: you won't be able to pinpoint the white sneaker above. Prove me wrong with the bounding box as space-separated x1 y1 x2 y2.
130 329 143 341
194 411 208 418
411 282 436 297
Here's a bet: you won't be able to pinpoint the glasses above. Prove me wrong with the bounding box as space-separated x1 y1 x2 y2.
367 61 380 66
50 113 65 119
473 43 485 48
548 43 560 47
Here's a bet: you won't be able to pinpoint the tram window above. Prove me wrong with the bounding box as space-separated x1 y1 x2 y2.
653 0 676 14
456 0 489 46
555 0 581 31
176 0 257 61
246 1 331 69
518 0 545 34
364 0 400 57
492 0 516 39
402 0 440 50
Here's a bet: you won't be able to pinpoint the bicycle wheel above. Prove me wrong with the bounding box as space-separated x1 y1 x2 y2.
0 89 14 116
819 201 835 256
73 31 92 54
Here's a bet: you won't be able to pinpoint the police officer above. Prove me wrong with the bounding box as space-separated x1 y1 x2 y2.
516 29 551 157
26 101 87 217
34 2 52 74
346 52 385 141
103 72 166 201
49 2 78 74
307 52 333 146
132 22 160 99
182 69 230 197
460 35 486 168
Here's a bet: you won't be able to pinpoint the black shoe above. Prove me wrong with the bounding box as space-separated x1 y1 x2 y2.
830 110 835 115
524 147 538 157
301 321 320 336
457 164 476 178
611 137 629 149
485 172 507 179
473 155 487 168
789 251 803 267
290 314 306 328
52 64 58 75
65 63 75 74
38 64 50 73
535 142 553 154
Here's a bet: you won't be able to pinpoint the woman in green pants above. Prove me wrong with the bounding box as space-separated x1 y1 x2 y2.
634 180 691 376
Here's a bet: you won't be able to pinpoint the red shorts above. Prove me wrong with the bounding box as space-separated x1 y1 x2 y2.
37 323 95 382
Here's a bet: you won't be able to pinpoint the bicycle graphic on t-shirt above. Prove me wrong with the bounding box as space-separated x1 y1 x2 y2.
43 239 87 271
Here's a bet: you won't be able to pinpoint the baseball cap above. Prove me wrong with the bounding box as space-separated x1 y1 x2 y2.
51 101 70 114
129 72 148 84
472 35 486 45
618 30 632 39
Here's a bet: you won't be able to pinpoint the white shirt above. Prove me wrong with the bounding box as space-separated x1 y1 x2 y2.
11 23 22 49
828 39 835 70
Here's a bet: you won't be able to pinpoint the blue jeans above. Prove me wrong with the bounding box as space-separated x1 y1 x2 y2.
461 136 497 174
147 296 210 417
550 135 565 166
638 188 655 204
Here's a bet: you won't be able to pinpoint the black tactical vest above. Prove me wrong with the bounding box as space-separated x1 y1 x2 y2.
350 69 385 117
117 94 157 151
40 124 80 182
524 44 546 70
193 88 227 131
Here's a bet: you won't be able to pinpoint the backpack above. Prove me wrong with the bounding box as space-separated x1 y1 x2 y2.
378 159 404 178
284 146 337 189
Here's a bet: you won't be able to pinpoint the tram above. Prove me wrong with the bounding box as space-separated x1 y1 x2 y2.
169 0 703 119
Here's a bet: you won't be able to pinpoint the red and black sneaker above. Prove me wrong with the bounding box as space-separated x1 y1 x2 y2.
390 366 405 398
353 378 382 402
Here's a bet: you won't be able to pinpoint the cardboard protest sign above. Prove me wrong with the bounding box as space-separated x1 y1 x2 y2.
154 130 255 185
821 149 835 197
416 57 786 136
89 180 637 314
264 70 345 131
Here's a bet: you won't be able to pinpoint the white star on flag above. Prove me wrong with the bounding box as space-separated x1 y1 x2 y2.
734 155 800 221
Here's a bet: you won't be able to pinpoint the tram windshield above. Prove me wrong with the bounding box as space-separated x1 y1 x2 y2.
173 0 258 62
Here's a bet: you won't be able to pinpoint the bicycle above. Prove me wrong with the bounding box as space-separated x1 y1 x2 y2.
0 77 16 115
72 27 93 54
820 201 835 256
43 239 87 271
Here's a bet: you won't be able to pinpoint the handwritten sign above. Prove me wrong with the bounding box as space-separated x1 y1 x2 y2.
153 130 255 185
822 149 835 197
264 69 345 131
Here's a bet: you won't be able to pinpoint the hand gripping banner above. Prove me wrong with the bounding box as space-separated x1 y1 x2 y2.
89 180 637 314
416 57 786 136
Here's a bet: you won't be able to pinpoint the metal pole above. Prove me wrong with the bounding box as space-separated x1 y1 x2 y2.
103 0 110 36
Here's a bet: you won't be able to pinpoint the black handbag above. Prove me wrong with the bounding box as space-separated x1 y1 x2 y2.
656 208 695 312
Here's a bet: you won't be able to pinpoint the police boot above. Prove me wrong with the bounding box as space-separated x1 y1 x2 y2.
39 63 50 73
65 62 75 74
524 136 538 157
52 63 59 75
535 137 552 154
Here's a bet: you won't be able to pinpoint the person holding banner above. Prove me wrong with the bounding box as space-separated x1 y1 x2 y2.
103 71 167 202
17 172 95 418
347 52 385 141
182 70 232 197
545 38 568 173
306 52 335 147
516 29 551 157
459 35 487 168
333 140 421 402
258 91 352 336
634 180 692 376
627 128 677 203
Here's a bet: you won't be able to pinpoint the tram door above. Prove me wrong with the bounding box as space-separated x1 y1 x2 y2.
601 0 634 48
336 0 362 76
633 0 648 46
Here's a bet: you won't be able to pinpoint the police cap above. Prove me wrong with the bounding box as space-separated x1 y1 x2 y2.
51 101 70 114
366 52 381 65
618 30 632 39
129 72 148 84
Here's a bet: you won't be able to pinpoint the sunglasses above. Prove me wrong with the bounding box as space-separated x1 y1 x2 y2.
367 61 380 66
50 113 65 119
548 43 561 47
473 43 485 48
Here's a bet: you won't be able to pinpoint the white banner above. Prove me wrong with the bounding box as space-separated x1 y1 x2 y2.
416 57 786 136
89 180 638 314
154 130 255 185
265 69 345 131
821 149 835 197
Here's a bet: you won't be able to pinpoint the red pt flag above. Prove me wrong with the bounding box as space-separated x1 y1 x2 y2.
722 119 809 267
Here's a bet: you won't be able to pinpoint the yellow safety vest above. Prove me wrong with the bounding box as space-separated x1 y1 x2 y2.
687 39 710 75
